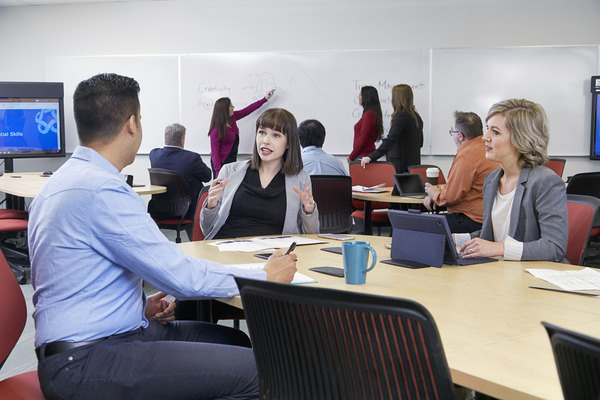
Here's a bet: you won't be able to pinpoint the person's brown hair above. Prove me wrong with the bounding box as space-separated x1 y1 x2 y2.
250 108 303 175
207 97 232 140
391 84 420 128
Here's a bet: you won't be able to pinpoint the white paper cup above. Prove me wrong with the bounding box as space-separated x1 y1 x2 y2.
426 167 439 185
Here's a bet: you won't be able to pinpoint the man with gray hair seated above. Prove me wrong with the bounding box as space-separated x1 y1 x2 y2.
150 123 211 220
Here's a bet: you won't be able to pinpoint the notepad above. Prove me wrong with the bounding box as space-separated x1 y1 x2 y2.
226 263 317 284
210 235 326 252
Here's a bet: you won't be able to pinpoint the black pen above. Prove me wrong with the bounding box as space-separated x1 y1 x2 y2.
285 241 297 255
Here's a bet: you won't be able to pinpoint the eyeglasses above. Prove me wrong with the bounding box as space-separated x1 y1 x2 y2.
449 128 461 136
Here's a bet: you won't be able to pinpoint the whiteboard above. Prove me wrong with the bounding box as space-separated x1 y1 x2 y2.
45 55 180 153
45 46 599 157
180 50 430 156
431 46 599 155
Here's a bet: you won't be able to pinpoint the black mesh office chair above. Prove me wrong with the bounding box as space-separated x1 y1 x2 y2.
566 171 600 199
566 172 600 264
542 321 600 400
310 175 353 233
147 168 193 243
236 277 456 400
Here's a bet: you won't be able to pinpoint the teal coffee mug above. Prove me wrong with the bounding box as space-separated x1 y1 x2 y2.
341 241 377 285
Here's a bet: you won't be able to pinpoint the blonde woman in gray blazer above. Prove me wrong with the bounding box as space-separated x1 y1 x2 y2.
457 99 567 262
201 108 319 240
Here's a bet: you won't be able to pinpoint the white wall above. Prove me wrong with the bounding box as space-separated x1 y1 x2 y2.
1 0 600 182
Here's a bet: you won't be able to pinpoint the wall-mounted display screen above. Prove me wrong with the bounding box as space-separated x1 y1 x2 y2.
0 82 65 170
0 98 62 156
590 76 600 160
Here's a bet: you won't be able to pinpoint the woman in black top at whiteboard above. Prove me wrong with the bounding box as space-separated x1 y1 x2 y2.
360 84 423 173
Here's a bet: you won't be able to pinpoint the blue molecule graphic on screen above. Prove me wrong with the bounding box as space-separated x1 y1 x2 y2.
35 109 58 134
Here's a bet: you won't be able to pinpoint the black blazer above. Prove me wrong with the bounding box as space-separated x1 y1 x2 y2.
149 146 212 219
367 110 423 173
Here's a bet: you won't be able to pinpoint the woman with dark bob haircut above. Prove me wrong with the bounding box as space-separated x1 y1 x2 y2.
349 85 384 161
201 108 319 240
456 98 568 262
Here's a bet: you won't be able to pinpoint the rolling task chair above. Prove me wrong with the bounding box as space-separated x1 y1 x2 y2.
147 168 193 243
545 158 566 178
566 194 600 265
236 277 456 400
191 185 210 241
349 161 396 235
183 185 243 327
0 212 29 284
543 321 600 400
566 173 600 264
310 175 353 233
0 250 45 400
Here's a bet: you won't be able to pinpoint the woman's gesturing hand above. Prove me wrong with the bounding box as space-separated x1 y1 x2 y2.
206 178 229 210
293 182 315 214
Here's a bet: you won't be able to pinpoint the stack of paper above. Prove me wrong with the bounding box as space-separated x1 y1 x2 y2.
527 267 600 291
352 183 387 193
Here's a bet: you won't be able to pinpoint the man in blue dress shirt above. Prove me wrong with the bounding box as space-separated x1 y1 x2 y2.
298 119 348 176
28 73 297 400
150 123 211 221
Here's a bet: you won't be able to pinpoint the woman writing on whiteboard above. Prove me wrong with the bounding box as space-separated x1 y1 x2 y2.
348 85 384 162
456 99 567 262
208 90 275 178
201 107 319 240
360 84 423 173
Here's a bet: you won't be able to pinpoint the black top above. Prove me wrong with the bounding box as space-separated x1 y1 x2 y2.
214 168 286 239
368 110 423 173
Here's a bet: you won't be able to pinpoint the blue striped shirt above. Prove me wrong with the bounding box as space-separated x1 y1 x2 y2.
29 146 265 347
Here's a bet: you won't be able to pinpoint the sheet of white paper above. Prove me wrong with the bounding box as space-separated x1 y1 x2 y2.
226 263 317 284
254 235 326 249
210 236 325 252
209 239 273 253
526 267 600 291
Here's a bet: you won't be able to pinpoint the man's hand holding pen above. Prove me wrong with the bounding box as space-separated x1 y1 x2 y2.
264 241 297 283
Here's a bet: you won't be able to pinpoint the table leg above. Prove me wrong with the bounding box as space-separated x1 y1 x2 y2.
363 200 373 235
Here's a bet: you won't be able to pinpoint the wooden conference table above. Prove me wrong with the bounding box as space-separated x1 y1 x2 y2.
179 234 600 400
352 186 423 235
0 171 166 198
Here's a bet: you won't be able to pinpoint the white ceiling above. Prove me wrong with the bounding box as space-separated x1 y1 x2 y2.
0 0 161 6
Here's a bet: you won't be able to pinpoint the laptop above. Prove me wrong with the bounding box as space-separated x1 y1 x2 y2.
382 209 498 268
392 173 427 198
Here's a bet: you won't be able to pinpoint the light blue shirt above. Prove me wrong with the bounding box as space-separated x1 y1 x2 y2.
29 146 266 347
301 146 348 176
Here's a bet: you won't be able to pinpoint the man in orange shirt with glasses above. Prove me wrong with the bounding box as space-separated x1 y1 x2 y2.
423 111 500 233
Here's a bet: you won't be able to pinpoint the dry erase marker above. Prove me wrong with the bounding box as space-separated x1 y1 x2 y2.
285 241 297 255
